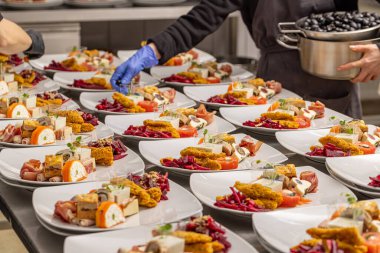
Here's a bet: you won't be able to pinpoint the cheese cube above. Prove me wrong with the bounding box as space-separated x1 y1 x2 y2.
146 236 185 253
153 93 169 106
199 143 223 154
63 126 73 140
274 109 295 116
0 81 9 96
51 116 66 131
334 133 359 144
327 217 363 233
300 108 317 120
253 178 283 192
74 147 92 161
24 95 37 109
189 116 207 130
234 88 254 98
4 73 14 83
125 94 144 105
157 116 180 129
7 81 18 92
189 68 209 78
75 55 87 65
30 107 44 118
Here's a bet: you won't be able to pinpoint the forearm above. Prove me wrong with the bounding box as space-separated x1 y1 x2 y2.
149 0 243 64
0 19 32 55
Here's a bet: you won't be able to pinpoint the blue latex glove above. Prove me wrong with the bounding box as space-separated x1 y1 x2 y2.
111 45 159 94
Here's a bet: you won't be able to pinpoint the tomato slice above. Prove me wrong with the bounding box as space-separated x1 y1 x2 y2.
363 232 380 253
137 101 158 112
216 156 239 170
177 125 198 138
280 193 301 208
250 97 267 105
357 141 376 155
295 116 311 128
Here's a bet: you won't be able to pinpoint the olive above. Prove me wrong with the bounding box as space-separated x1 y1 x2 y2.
362 19 370 26
350 21 358 29
371 22 378 27
311 19 318 25
370 16 375 22
349 27 356 31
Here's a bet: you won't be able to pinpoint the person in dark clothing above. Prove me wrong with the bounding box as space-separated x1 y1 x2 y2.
111 0 367 118
0 13 44 58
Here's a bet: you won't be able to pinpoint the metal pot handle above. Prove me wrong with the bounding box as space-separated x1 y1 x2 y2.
278 22 306 37
276 34 299 50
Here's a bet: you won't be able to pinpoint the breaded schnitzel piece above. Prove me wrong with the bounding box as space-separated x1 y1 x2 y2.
184 243 213 253
196 158 222 170
318 136 363 155
54 110 84 124
143 120 173 128
113 92 134 108
80 123 95 132
254 198 281 210
273 120 300 129
307 227 365 246
172 231 212 244
126 105 145 113
180 147 226 160
90 146 113 166
144 120 180 138
275 164 297 178
67 123 81 134
234 182 283 207
261 112 296 121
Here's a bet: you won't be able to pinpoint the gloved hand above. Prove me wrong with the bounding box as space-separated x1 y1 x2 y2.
111 45 159 94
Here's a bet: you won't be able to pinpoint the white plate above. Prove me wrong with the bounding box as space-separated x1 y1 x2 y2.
184 86 300 108
54 71 159 92
131 0 187 6
33 180 203 233
253 200 378 253
159 63 254 87
275 125 380 163
327 154 380 192
64 223 258 253
0 0 63 9
139 133 288 174
0 145 144 188
190 166 355 217
104 113 236 141
21 77 61 94
220 103 352 135
0 120 114 148
29 53 122 74
118 48 216 65
80 88 196 115
65 0 127 7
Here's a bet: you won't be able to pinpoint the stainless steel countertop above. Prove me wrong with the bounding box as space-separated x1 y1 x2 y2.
0 88 369 253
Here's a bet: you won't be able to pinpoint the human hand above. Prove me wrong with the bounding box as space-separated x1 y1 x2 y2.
111 44 159 94
337 44 380 83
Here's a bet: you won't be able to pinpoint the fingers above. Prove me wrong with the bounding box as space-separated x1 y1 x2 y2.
110 65 126 87
349 44 372 52
337 59 364 71
352 69 369 83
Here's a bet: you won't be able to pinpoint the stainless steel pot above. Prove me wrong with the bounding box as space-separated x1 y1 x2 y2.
278 13 380 41
277 35 379 80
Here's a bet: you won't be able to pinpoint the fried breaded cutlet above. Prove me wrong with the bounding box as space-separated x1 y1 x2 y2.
180 147 226 160
196 158 222 170
318 136 363 155
36 98 63 107
275 164 297 178
172 231 212 244
54 110 84 124
113 92 134 108
273 120 300 129
306 227 365 246
261 112 296 121
234 182 283 209
225 91 247 99
80 123 95 133
90 146 114 166
292 239 367 253
143 120 180 138
239 98 262 105
67 123 81 134
184 243 213 253
126 105 145 113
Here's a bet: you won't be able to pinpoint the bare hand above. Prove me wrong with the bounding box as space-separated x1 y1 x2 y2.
337 44 380 83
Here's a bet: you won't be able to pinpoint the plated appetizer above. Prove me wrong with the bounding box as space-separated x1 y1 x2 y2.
20 137 128 183
0 69 46 96
308 120 380 157
119 216 231 253
96 86 176 113
36 91 69 108
243 98 325 130
124 104 215 139
207 78 282 105
163 49 199 66
160 133 263 171
163 61 233 85
54 172 170 228
44 49 115 72
0 110 98 145
291 200 380 253
215 164 318 212
0 54 25 67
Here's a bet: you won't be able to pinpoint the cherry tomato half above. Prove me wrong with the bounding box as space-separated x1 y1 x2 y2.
137 101 158 112
357 141 376 155
216 156 239 170
177 125 198 138
295 116 311 129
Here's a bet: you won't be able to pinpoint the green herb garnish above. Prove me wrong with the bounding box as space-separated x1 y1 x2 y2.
157 224 172 234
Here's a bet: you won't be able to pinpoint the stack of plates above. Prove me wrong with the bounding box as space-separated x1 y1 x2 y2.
326 154 380 198
131 0 187 6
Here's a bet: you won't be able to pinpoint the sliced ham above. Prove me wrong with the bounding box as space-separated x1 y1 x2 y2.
300 171 318 193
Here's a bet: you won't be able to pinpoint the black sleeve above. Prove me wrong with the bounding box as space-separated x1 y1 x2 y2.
0 13 3 22
148 0 243 64
24 30 45 59
333 0 358 11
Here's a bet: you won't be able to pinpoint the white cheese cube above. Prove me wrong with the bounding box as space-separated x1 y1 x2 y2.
75 55 87 65
327 217 363 233
147 236 185 253
234 88 254 98
0 81 9 96
30 107 43 118
153 93 169 106
274 109 295 116
63 126 72 140
334 133 359 144
198 143 223 154
253 178 283 192
157 116 180 129
109 187 130 205
125 94 144 105
7 81 18 92
52 116 66 131
300 108 317 120
189 68 209 78
24 95 37 109
122 198 139 217
4 73 14 83
189 116 207 130
74 147 92 161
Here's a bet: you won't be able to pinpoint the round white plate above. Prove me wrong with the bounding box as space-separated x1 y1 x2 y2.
159 63 254 87
184 86 300 108
104 113 236 141
0 0 63 9
65 0 127 7
275 125 380 163
327 154 380 192
253 200 378 253
29 53 122 74
33 180 203 233
118 48 216 65
54 71 159 92
79 88 196 115
139 133 288 174
190 166 355 217
0 120 114 148
0 145 144 188
220 103 352 135
64 222 258 253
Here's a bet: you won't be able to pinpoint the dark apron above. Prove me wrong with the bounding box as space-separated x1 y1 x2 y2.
250 0 362 118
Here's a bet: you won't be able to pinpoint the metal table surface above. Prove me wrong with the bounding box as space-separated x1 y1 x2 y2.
0 89 368 253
